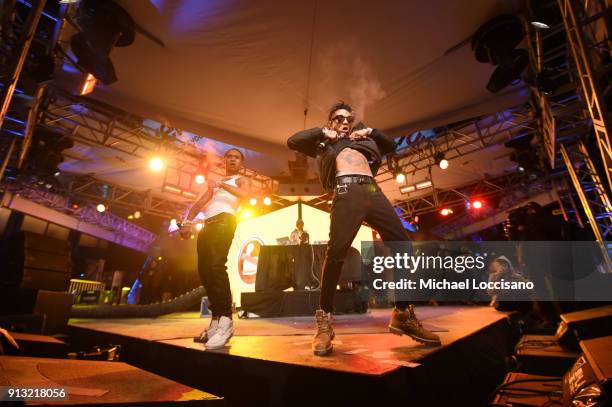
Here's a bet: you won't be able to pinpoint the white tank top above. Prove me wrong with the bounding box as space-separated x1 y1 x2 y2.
203 176 241 219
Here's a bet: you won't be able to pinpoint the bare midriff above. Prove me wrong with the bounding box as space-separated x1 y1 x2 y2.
336 147 373 177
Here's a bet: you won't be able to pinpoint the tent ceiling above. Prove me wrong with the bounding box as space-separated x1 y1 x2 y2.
57 0 529 203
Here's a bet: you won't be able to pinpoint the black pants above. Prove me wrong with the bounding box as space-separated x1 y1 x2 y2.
197 213 237 317
320 180 410 312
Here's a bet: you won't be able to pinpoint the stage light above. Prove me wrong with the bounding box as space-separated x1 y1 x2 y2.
327 200 333 205
71 203 80 210
80 73 97 95
263 196 272 206
375 232 381 239
434 152 449 170
241 210 252 220
134 211 141 219
195 174 206 184
150 157 164 171
472 200 483 209
96 203 106 213
196 223 203 231
395 172 406 184
249 198 257 206
170 218 178 228
128 214 134 220
54 171 61 177
70 0 135 84
440 208 453 216
190 235 195 239
157 256 162 261
416 180 432 189
471 14 528 93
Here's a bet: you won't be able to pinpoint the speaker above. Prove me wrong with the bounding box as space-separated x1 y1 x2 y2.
562 336 612 405
514 334 580 376
0 231 71 291
0 289 73 334
556 305 612 350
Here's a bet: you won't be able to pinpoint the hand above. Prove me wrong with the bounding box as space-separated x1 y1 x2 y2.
349 128 371 140
322 127 339 141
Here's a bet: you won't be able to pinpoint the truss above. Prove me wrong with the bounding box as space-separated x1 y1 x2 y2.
2 183 158 251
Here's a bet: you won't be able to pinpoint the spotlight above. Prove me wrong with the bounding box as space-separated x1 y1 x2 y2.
133 211 141 219
263 196 272 206
527 0 560 31
196 223 203 231
440 208 453 216
157 256 162 261
395 172 406 184
190 235 195 239
471 14 528 93
71 203 80 210
241 210 252 220
128 214 134 220
170 218 177 227
472 200 483 209
150 157 164 171
375 232 381 239
54 171 61 177
434 152 449 170
80 73 97 95
195 174 206 184
96 203 106 213
70 0 135 84
249 198 257 206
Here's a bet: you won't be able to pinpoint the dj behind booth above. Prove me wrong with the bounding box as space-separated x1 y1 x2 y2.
241 219 366 317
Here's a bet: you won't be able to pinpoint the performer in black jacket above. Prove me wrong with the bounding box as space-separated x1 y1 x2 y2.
288 101 441 356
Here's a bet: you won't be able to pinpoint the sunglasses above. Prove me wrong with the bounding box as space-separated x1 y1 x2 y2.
331 115 355 124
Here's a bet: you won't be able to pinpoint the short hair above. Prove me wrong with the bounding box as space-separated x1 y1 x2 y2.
224 148 244 161
328 101 353 120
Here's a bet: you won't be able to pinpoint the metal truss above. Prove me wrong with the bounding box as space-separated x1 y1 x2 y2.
561 143 612 270
376 103 539 183
394 172 543 219
430 175 552 238
60 172 190 218
558 0 612 194
2 183 158 251
40 89 278 196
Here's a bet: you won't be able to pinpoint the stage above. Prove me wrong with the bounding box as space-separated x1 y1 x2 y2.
68 305 517 406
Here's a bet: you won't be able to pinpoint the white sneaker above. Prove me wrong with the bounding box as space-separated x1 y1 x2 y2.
205 316 234 349
194 318 219 343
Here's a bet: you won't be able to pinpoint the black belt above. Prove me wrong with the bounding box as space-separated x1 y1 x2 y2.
335 175 375 185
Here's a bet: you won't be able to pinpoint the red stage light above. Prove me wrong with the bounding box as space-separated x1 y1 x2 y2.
472 200 483 209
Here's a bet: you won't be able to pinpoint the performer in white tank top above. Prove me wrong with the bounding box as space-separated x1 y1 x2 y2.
180 148 252 349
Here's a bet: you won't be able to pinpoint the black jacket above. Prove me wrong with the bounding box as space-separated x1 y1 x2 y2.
287 127 397 192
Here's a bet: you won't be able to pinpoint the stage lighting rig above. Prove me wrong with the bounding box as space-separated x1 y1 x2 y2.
23 126 74 183
471 14 529 93
505 133 539 173
434 152 449 170
70 0 135 84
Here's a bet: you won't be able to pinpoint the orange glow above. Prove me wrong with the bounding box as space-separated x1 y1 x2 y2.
80 73 97 95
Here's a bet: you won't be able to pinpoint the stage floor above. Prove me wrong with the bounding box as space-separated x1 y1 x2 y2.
69 305 509 376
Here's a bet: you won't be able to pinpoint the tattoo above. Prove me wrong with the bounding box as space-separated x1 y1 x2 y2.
336 148 372 174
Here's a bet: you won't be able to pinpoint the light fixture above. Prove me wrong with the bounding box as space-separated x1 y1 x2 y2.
150 157 164 171
241 210 252 220
128 214 134 220
196 223 203 231
434 152 449 170
96 203 106 213
54 171 61 177
263 196 272 206
170 218 177 227
395 172 406 184
80 73 97 95
440 208 453 216
157 256 162 261
133 211 141 219
249 198 257 206
195 174 206 184
472 200 483 209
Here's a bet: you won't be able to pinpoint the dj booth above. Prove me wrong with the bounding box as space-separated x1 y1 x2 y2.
241 244 368 316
